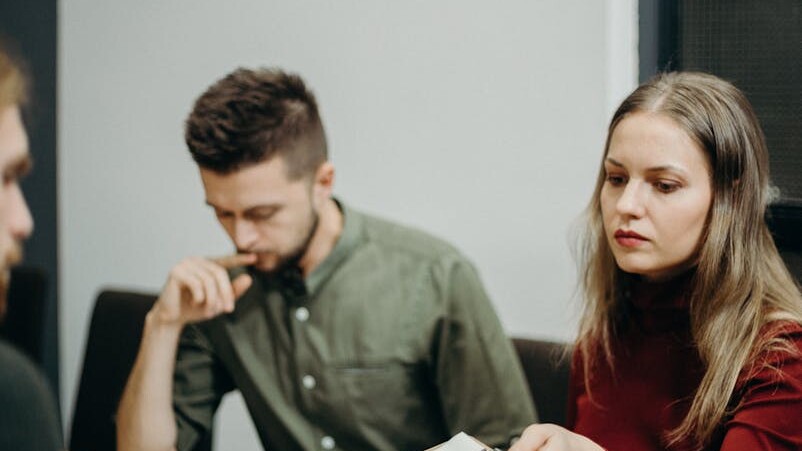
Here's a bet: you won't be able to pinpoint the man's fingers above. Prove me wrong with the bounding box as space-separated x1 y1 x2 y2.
211 253 258 269
231 273 253 299
170 265 206 304
194 264 222 308
196 258 236 311
204 255 254 311
162 255 255 322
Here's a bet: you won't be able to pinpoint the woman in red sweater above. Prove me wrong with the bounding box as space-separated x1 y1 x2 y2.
512 72 802 451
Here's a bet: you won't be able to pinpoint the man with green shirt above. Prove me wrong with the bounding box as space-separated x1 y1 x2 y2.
117 67 536 451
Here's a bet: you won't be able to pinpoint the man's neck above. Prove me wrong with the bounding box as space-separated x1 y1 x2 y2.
298 198 343 277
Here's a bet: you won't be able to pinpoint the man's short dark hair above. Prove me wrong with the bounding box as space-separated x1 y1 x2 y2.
184 68 327 178
0 37 28 110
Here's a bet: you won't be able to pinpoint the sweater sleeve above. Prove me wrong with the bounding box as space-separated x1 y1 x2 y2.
719 324 802 451
566 348 583 430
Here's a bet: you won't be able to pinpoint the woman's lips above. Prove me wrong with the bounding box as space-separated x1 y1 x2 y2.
614 229 648 247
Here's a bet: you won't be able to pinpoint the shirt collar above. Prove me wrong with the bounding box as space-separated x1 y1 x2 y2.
305 198 362 297
248 198 362 302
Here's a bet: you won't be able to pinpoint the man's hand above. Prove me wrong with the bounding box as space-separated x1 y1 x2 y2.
118 253 257 451
510 424 605 451
150 253 257 327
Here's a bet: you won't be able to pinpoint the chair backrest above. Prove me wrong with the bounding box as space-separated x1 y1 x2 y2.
69 290 156 451
68 290 214 451
769 203 802 283
511 338 572 426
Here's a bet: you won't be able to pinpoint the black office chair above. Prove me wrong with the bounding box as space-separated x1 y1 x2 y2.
0 265 48 363
768 203 802 284
69 289 212 451
511 338 572 426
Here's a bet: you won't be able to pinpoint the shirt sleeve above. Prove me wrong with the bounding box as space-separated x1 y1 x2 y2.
719 325 802 451
173 323 235 451
431 258 538 448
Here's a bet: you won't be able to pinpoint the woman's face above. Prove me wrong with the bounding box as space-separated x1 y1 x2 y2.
600 111 713 281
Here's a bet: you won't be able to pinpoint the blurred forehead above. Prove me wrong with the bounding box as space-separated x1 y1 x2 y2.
0 105 29 169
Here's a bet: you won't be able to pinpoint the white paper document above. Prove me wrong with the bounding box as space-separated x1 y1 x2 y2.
427 432 492 451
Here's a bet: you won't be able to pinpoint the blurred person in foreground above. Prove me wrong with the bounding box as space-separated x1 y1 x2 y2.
117 67 536 451
512 72 802 451
0 39 62 451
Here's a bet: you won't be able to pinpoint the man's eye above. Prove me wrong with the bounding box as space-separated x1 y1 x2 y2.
247 212 275 222
2 171 18 186
245 210 276 222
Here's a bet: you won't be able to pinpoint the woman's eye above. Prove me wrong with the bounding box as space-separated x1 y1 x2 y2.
606 174 626 186
655 181 680 193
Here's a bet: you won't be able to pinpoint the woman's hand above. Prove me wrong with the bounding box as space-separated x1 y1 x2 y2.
510 424 605 451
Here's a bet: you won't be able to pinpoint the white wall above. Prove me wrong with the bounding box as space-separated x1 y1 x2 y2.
60 1 636 448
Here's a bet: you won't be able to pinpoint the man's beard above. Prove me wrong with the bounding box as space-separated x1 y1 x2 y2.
243 210 320 277
0 271 8 320
274 211 320 274
0 241 23 321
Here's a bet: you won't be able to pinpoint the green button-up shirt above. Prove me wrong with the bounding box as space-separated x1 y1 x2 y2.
173 203 537 451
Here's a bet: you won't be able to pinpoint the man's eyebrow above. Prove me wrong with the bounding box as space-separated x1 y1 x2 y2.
243 205 280 215
204 201 281 213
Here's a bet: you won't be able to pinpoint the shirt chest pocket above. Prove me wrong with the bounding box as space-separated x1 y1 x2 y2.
323 361 447 443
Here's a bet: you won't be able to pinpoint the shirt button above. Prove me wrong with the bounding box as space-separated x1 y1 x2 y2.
302 374 317 389
295 307 310 322
321 436 335 450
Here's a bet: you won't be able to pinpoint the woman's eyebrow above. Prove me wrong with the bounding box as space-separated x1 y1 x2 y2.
605 157 687 176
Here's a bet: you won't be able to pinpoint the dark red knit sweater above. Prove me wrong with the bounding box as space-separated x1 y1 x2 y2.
567 274 802 450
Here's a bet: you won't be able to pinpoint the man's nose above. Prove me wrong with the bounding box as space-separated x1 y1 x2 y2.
232 218 258 250
9 183 33 240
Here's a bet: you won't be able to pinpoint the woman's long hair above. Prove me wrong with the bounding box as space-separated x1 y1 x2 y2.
577 72 802 448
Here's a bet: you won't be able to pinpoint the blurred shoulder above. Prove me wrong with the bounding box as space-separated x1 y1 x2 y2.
0 340 62 451
0 339 45 383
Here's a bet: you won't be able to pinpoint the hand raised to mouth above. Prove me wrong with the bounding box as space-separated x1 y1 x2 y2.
151 253 258 326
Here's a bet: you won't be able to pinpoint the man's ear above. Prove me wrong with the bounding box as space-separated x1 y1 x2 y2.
313 162 335 199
